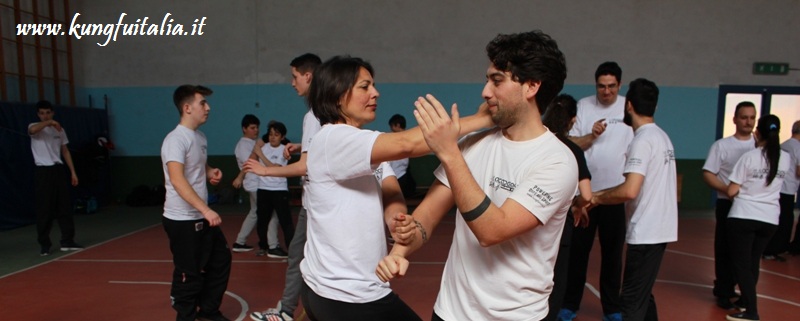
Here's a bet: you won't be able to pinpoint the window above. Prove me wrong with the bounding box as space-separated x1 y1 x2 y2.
0 0 75 105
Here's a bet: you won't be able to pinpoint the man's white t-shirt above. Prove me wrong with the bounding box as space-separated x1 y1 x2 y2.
301 109 322 209
622 123 678 244
161 125 207 221
234 137 259 192
301 124 391 303
258 143 288 191
569 95 633 191
728 148 790 225
29 124 68 166
780 138 800 195
702 135 755 199
432 128 577 321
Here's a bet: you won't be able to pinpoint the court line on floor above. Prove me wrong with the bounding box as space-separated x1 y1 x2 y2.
0 223 161 280
667 249 800 282
657 279 800 308
60 259 288 263
109 280 248 321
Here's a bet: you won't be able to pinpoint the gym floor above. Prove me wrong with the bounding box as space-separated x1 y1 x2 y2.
1 204 798 320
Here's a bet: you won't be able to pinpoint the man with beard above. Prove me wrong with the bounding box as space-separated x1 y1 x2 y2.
589 78 677 321
376 30 577 321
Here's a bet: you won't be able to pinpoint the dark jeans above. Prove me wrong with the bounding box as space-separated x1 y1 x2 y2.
35 164 75 249
301 281 421 321
727 218 776 317
713 199 737 298
764 193 795 255
564 204 625 314
162 217 232 321
256 190 294 249
620 243 666 321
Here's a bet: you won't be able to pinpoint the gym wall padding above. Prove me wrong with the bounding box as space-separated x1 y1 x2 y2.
0 102 110 231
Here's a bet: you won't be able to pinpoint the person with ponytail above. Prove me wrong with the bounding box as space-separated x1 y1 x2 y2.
725 114 790 321
541 94 593 321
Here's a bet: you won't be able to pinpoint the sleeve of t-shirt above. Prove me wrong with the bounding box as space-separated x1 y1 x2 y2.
510 155 578 225
234 140 252 169
322 126 381 182
381 162 396 179
301 112 322 153
702 141 721 173
60 128 70 146
278 145 289 166
623 137 651 176
162 133 189 166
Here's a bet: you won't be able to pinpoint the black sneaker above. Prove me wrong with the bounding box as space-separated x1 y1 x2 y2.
726 312 759 321
60 242 84 251
267 247 288 258
40 247 50 256
256 249 267 256
716 296 735 310
762 254 787 262
232 243 254 252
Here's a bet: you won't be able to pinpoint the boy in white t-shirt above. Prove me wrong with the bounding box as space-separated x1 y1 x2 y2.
253 122 294 257
28 100 83 256
160 85 232 321
589 79 678 321
230 114 280 254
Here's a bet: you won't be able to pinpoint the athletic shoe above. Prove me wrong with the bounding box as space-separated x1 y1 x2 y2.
557 308 576 321
60 242 84 251
732 299 747 312
40 247 50 256
717 296 735 310
250 309 293 321
233 243 254 252
726 312 759 321
267 247 289 258
762 254 786 262
602 312 622 321
256 249 267 256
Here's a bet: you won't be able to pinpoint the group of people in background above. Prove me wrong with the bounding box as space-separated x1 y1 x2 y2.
30 29 798 321
704 101 800 321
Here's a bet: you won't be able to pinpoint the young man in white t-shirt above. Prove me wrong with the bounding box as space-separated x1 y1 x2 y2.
589 78 678 321
230 114 280 254
247 53 322 321
253 122 294 257
767 120 800 258
701 101 756 309
28 100 83 256
563 62 631 321
161 85 232 321
377 30 577 321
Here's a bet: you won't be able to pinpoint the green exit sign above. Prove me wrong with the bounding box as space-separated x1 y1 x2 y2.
753 62 790 75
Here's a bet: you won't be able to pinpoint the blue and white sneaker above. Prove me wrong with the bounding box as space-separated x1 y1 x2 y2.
557 308 577 321
603 312 622 321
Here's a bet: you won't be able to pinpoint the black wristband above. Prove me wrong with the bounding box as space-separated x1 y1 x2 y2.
461 195 491 222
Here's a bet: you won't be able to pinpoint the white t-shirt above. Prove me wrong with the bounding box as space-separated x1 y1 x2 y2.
780 138 800 195
702 135 755 199
389 158 409 178
432 128 577 321
569 95 633 191
161 125 208 221
301 109 322 208
301 124 391 303
622 123 678 244
728 147 790 225
258 143 288 191
234 137 259 192
28 123 68 166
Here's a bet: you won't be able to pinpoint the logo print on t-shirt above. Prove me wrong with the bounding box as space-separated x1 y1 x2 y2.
527 185 553 207
490 176 515 192
664 150 675 165
373 167 384 182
